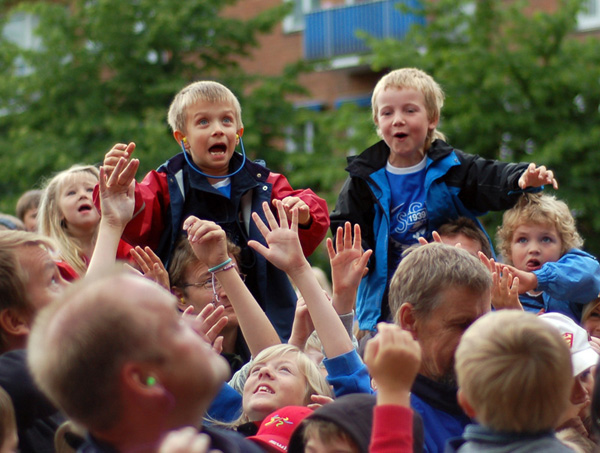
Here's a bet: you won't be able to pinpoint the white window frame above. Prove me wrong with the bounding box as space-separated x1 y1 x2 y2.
282 0 320 33
578 0 600 31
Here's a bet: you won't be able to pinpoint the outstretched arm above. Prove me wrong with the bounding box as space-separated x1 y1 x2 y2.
249 201 354 359
87 158 138 278
184 217 280 356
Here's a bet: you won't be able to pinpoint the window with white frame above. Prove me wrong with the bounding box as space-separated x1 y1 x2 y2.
282 0 320 33
578 0 600 31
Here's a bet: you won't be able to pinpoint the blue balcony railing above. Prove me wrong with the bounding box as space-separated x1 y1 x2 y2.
304 0 424 61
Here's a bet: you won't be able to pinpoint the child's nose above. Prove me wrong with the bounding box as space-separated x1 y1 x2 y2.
392 113 406 126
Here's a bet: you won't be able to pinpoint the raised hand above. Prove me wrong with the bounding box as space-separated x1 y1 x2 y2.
327 222 372 314
98 157 138 229
417 230 443 246
130 246 170 290
185 304 228 354
248 200 306 274
478 252 523 310
518 162 558 190
288 297 315 350
277 196 311 226
364 323 421 406
103 142 136 179
182 217 229 269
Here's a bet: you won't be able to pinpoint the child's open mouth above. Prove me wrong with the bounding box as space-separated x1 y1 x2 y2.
209 144 227 155
526 259 541 271
255 385 274 394
394 132 408 139
78 204 93 213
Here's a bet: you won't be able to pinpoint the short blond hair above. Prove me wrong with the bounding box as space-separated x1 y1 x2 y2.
389 243 492 322
167 80 243 133
456 310 572 433
371 68 446 149
496 193 582 264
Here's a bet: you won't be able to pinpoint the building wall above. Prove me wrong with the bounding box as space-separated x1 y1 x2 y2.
224 0 380 109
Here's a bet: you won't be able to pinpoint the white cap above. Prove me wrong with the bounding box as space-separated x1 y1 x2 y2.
539 312 599 377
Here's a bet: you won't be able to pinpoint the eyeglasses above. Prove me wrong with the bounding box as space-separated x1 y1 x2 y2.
182 273 246 291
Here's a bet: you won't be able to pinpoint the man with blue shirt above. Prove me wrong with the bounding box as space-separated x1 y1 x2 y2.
389 243 492 453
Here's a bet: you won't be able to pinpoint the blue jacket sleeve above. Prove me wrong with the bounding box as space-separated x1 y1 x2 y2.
534 249 600 304
323 349 374 397
205 382 243 424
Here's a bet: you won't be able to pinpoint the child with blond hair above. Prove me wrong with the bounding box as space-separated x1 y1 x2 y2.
496 193 600 321
330 67 558 335
100 80 329 340
38 164 135 279
448 310 574 452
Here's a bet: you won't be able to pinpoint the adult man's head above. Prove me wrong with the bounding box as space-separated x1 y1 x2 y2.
0 231 67 353
390 243 492 386
28 273 229 449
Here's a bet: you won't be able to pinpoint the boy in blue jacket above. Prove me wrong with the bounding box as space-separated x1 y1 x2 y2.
495 193 600 322
330 67 558 335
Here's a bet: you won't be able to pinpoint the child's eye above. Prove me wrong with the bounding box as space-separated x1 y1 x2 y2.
541 236 554 243
67 190 76 196
279 366 291 373
223 117 233 124
198 119 209 126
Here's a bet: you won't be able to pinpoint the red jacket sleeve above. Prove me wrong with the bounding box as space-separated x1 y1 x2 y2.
267 172 330 257
370 405 413 453
93 170 171 252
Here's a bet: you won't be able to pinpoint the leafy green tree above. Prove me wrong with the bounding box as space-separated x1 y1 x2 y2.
0 0 306 213
361 0 600 254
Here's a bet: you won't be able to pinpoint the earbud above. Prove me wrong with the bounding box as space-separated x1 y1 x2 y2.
146 376 157 387
236 134 239 140
182 137 188 145
179 297 186 305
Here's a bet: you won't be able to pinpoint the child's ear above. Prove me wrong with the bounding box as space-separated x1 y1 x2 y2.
173 130 185 145
457 389 477 418
397 303 418 339
428 114 439 131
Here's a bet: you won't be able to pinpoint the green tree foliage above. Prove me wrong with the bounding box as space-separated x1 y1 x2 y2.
362 0 600 254
0 0 306 212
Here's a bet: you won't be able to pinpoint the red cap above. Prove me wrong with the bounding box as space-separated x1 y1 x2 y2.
248 406 313 453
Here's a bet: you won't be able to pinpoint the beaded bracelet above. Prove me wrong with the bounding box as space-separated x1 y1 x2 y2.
208 257 232 273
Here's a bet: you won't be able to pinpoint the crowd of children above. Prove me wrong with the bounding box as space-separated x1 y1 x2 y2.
1 67 600 453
